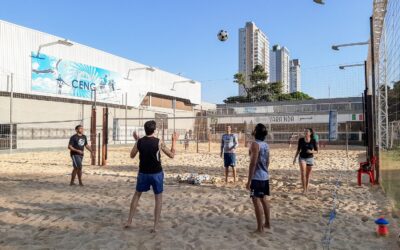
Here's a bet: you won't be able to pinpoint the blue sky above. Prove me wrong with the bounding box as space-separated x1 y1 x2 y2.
0 0 372 103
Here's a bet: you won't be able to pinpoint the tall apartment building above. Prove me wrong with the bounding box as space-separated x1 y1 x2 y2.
290 59 301 93
269 45 290 94
238 22 270 96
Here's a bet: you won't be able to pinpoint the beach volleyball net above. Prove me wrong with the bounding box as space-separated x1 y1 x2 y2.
113 107 365 155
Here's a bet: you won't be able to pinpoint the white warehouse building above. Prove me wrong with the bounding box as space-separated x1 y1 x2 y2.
0 20 202 150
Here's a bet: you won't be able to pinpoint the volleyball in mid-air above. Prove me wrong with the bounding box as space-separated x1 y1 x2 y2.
217 30 229 42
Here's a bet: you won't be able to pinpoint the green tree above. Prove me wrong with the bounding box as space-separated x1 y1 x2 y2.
223 95 249 104
224 65 313 104
276 93 293 101
249 65 268 85
247 66 271 101
233 73 249 97
247 83 267 102
268 82 283 95
290 91 314 100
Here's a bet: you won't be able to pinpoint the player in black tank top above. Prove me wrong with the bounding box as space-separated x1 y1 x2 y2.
125 120 177 233
137 136 162 174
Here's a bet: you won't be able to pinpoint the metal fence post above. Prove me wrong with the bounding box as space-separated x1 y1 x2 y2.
98 132 101 166
125 92 128 144
345 122 349 157
9 73 13 153
173 98 176 132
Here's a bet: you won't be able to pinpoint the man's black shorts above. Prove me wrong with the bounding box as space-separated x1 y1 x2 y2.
250 180 270 198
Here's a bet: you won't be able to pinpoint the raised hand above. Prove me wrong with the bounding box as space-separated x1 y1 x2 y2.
172 132 179 142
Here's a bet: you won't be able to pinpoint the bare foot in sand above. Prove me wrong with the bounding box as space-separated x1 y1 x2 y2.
79 183 84 186
150 228 158 233
264 223 271 229
252 228 264 234
70 183 76 186
123 221 132 229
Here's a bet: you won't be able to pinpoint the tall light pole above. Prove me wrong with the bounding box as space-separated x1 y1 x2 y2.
171 80 196 132
124 66 156 143
369 15 379 184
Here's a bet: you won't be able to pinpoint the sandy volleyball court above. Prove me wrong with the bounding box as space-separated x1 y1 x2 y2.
0 145 398 249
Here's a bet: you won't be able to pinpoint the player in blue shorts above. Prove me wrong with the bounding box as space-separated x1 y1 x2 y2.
220 125 238 183
124 120 177 233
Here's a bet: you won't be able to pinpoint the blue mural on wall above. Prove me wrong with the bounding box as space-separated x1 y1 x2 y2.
31 52 121 102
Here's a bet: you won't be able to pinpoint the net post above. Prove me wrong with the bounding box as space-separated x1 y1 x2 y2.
161 119 164 142
98 132 101 166
346 122 349 157
102 106 108 166
208 130 211 152
196 115 199 153
90 106 96 165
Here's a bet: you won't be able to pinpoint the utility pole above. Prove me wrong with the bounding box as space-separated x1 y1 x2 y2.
370 16 379 184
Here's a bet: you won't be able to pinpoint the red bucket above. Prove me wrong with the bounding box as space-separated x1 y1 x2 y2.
376 225 389 236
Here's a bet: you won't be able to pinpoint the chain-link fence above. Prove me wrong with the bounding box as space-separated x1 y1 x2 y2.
113 97 365 156
0 87 125 152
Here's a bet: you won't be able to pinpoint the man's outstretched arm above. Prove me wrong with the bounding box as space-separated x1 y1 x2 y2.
161 132 177 158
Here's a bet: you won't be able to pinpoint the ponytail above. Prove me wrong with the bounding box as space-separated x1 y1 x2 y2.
307 128 315 140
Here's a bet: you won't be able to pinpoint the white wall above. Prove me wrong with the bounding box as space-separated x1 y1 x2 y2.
0 95 198 149
0 20 201 108
217 113 363 124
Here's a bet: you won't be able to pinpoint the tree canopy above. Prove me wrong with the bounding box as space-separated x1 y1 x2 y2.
224 66 313 104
